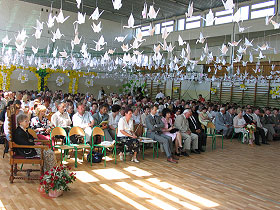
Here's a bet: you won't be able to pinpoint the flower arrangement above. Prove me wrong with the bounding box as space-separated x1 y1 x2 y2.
39 164 76 197
120 80 148 97
173 87 179 93
240 84 247 91
18 73 28 83
244 123 256 143
270 86 280 99
85 78 93 87
210 87 217 94
56 76 65 86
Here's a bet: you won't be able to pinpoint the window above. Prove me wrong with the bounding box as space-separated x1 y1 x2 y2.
186 15 201 29
161 20 174 33
240 6 249 21
251 0 275 19
155 23 160 34
215 9 233 25
178 18 185 31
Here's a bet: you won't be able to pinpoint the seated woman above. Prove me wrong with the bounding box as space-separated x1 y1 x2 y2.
30 105 51 140
14 114 56 171
233 110 253 145
117 108 140 163
199 107 213 133
161 108 183 156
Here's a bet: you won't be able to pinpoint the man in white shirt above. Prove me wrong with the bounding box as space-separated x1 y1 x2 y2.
155 91 165 99
72 103 95 143
51 102 72 129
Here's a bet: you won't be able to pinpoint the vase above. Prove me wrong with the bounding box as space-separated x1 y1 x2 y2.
48 189 63 198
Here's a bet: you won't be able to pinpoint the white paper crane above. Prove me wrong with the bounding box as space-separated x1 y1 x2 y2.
112 0 122 10
148 23 155 36
131 39 142 49
91 22 102 33
74 12 86 25
148 5 160 19
123 13 135 28
32 46 38 54
52 47 58 57
134 32 146 43
265 15 274 25
108 49 115 54
233 54 242 63
178 35 186 46
2 35 11 45
237 46 247 54
51 28 64 42
15 29 28 44
159 40 167 51
271 20 280 29
233 8 243 23
249 51 253 63
47 13 56 28
203 9 216 25
154 44 161 54
220 43 228 55
244 38 253 47
59 50 68 58
73 33 82 45
180 48 186 58
228 39 241 47
258 43 269 51
162 27 170 40
35 20 44 31
56 9 70 24
89 7 104 20
196 32 207 44
33 29 42 40
222 0 235 11
121 44 131 52
256 51 266 59
142 2 148 19
203 43 209 54
76 0 81 9
93 35 107 46
115 35 127 42
186 2 193 18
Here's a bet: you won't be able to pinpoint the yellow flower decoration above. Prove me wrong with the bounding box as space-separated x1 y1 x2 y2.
240 84 247 91
210 87 217 94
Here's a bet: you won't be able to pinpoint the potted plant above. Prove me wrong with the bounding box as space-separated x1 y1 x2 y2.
39 164 76 198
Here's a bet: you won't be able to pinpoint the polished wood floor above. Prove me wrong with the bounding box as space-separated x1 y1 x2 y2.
0 138 280 210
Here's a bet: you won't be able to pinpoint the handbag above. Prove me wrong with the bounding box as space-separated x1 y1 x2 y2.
70 134 84 144
169 128 179 133
87 151 103 163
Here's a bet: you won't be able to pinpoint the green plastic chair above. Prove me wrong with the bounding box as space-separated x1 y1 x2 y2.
140 128 158 160
231 128 244 143
68 126 92 168
207 123 223 150
50 127 75 164
92 126 116 167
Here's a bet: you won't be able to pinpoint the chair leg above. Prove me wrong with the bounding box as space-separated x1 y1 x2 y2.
114 144 117 164
90 149 93 166
222 136 224 149
104 149 106 167
124 146 126 162
142 143 145 160
75 149 78 168
153 143 155 159
10 165 14 183
60 151 63 164
157 142 159 158
82 149 85 161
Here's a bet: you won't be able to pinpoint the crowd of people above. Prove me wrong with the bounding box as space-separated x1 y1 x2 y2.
0 88 278 166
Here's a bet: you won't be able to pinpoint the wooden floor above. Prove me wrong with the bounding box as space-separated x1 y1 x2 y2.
1 138 280 210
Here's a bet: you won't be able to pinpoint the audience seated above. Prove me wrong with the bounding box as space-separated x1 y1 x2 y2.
215 107 233 138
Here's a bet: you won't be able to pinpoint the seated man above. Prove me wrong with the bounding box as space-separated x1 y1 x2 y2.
243 108 261 146
146 105 178 163
93 103 113 142
72 103 95 143
188 110 206 152
215 107 233 138
51 102 72 131
174 109 200 156
261 109 279 141
252 108 269 144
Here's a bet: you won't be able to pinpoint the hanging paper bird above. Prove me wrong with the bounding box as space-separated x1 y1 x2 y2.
32 46 38 54
222 0 235 11
52 47 58 57
51 28 64 42
76 0 81 9
196 32 207 44
74 12 86 25
15 29 28 44
123 13 135 28
2 35 11 45
59 50 68 58
47 13 56 28
178 35 186 46
56 9 70 24
148 23 155 36
203 9 216 25
256 51 266 59
91 22 102 33
271 20 280 29
237 46 247 54
93 35 107 46
121 44 131 52
112 0 122 10
162 27 170 40
167 43 175 52
244 38 253 47
89 7 104 20
142 2 148 19
115 35 127 42
228 39 241 47
220 43 228 55
148 5 160 19
186 2 193 18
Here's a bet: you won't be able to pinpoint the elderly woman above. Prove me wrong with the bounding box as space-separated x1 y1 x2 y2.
161 108 183 156
14 114 56 171
233 110 252 145
117 108 140 163
30 105 51 140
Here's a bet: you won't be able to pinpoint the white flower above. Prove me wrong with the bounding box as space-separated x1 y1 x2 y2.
18 73 28 83
85 78 93 87
56 76 64 86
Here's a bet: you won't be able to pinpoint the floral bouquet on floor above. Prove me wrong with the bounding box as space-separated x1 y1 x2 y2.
39 164 76 198
244 123 256 144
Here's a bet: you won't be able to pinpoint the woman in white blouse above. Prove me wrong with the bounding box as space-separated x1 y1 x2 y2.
117 108 139 163
233 110 250 144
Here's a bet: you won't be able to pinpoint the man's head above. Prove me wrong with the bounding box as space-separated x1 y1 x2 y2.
58 102 66 114
246 108 252 114
273 108 279 115
220 107 226 114
77 103 85 115
99 103 109 115
228 107 235 115
150 105 158 115
183 109 192 118
143 106 150 114
198 94 202 99
254 109 260 115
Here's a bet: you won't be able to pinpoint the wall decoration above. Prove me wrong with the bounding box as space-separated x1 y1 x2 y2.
120 80 148 97
210 87 217 94
56 76 65 86
240 84 247 91
270 86 280 99
18 73 28 83
85 78 93 87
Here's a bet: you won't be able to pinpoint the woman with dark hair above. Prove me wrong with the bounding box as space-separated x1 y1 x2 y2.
117 108 140 162
161 108 183 156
